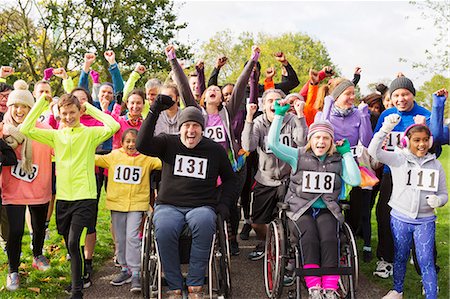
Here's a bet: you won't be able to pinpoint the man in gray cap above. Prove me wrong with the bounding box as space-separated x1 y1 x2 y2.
371 75 431 279
136 95 236 299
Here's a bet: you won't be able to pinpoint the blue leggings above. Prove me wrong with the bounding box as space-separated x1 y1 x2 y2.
391 217 437 298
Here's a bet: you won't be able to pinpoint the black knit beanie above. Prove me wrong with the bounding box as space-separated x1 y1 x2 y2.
389 77 415 97
177 106 205 130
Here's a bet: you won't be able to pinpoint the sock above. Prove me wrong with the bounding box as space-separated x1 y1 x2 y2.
322 275 339 290
303 264 321 288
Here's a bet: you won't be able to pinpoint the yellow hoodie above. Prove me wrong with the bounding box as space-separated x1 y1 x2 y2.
95 148 161 211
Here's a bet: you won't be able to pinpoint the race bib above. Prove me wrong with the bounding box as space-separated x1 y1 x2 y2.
113 165 142 184
265 134 291 154
405 168 439 192
385 131 402 151
204 125 226 143
174 155 208 179
350 146 363 158
302 171 335 194
11 160 39 182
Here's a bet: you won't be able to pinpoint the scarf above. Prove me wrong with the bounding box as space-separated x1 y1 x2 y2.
331 105 355 117
2 110 33 174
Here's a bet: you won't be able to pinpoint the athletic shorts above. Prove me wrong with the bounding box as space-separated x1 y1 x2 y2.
56 199 97 237
250 181 287 224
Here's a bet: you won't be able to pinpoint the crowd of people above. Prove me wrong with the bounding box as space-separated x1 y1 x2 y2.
0 43 448 299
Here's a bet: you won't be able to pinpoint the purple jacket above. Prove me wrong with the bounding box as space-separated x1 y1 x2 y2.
320 96 373 147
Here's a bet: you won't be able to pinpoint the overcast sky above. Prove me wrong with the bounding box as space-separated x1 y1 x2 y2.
172 0 445 95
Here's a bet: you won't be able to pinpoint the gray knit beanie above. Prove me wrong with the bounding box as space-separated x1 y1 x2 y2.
330 79 354 100
178 106 205 130
389 77 415 97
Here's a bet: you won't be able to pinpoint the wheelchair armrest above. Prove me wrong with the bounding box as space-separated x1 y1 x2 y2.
277 202 290 211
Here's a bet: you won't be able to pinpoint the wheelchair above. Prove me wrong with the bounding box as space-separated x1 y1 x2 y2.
140 211 232 299
264 202 358 299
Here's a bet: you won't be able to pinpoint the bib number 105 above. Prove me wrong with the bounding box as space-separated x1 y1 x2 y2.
406 168 439 192
114 165 142 184
174 155 208 179
302 171 335 194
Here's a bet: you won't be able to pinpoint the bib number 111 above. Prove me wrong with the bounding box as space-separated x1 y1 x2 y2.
406 168 438 192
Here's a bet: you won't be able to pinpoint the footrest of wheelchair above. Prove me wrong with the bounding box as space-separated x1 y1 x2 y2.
294 267 354 276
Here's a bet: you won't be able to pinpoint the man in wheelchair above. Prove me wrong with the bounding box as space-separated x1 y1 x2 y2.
267 99 361 299
136 96 236 299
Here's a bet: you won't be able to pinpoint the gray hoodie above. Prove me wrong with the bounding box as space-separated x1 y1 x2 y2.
368 130 448 219
241 113 307 186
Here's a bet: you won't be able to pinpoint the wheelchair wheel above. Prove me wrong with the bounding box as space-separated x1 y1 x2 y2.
338 222 359 299
141 212 160 299
213 216 232 299
264 219 286 299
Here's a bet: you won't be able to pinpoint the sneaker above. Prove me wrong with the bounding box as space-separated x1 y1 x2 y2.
323 289 339 299
167 289 183 299
32 255 51 271
130 273 141 293
110 269 132 286
239 223 252 240
64 277 92 294
283 273 295 287
382 290 403 299
188 286 204 299
363 250 372 263
6 272 19 291
230 240 240 256
248 242 265 261
373 259 393 278
308 286 322 299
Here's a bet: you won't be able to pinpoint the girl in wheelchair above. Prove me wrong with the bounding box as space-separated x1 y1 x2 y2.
368 115 447 299
268 100 361 299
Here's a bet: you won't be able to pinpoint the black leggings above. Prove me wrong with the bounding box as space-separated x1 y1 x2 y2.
6 203 49 273
376 172 394 262
289 209 339 268
347 187 372 247
63 224 87 297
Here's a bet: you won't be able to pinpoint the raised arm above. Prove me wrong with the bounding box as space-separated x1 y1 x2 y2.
368 114 404 167
105 50 124 93
84 102 120 145
195 60 206 96
123 64 146 99
352 67 361 86
335 139 361 186
20 95 55 147
79 53 96 92
357 101 374 147
268 101 299 171
207 56 227 87
273 52 299 93
241 103 259 152
430 89 449 145
136 94 175 157
225 45 260 120
166 45 199 108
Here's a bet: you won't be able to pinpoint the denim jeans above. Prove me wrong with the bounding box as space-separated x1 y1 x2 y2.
153 204 216 290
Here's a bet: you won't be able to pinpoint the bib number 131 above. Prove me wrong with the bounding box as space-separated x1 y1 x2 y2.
302 171 335 194
174 155 208 179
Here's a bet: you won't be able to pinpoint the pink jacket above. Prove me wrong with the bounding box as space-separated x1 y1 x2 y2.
2 122 53 205
106 104 142 149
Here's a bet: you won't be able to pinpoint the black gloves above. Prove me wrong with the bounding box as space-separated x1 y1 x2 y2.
114 91 123 105
150 94 176 114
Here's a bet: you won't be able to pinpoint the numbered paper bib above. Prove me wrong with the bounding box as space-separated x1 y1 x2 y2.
204 125 226 143
405 168 439 192
385 131 402 151
11 160 39 182
350 146 363 158
113 165 142 184
302 171 335 194
174 155 208 179
265 134 291 154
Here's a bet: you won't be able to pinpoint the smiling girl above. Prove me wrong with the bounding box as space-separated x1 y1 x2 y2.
1 80 53 291
94 128 161 292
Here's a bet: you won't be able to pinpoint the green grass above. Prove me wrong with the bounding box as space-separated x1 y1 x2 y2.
0 192 114 298
358 147 450 298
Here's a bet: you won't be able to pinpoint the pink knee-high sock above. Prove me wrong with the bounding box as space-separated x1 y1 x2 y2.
303 264 321 288
322 275 339 290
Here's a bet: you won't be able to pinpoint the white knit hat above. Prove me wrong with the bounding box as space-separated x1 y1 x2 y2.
7 80 35 108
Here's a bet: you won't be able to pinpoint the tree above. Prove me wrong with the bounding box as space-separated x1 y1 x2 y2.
415 74 450 119
200 31 337 90
400 1 449 74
